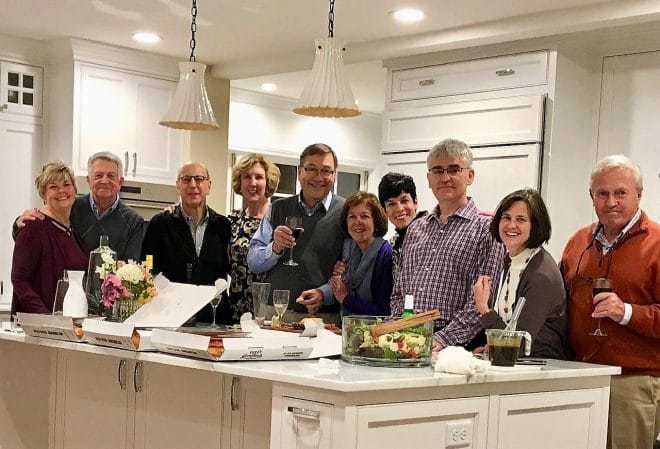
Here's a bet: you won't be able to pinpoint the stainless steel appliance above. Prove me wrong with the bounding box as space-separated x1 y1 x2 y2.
76 177 178 220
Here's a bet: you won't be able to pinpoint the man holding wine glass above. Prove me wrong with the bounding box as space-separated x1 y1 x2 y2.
248 143 346 324
561 155 660 449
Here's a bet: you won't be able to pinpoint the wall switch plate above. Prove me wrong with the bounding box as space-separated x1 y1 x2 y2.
445 420 473 448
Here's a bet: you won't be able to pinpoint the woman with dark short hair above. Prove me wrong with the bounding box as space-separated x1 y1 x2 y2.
329 192 393 316
472 188 568 359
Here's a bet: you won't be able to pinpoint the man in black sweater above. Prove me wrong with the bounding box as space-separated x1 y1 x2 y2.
14 152 145 260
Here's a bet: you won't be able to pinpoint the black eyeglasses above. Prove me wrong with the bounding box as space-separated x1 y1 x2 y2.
178 175 209 184
302 166 335 177
428 165 469 176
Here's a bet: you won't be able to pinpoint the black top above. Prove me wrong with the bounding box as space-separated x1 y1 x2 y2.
140 205 231 323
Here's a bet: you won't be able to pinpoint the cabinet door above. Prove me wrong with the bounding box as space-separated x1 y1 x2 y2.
383 143 541 214
356 397 489 449
133 362 224 449
273 397 334 449
77 64 133 175
54 351 133 449
132 77 184 184
0 121 41 309
598 51 660 220
491 389 606 449
225 376 272 449
1 62 42 116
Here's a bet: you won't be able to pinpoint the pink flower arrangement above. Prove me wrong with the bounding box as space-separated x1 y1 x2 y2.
100 273 130 308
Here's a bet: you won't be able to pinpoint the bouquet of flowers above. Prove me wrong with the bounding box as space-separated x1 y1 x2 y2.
97 256 157 322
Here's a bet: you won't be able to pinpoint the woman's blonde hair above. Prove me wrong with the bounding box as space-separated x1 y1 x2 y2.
231 154 280 197
35 161 76 200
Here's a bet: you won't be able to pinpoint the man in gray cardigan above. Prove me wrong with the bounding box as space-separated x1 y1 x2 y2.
14 152 145 260
248 143 345 323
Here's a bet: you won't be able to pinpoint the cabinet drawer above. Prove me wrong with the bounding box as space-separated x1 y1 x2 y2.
391 51 548 101
356 397 489 449
276 397 334 449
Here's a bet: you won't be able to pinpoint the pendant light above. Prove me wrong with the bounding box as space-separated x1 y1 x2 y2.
160 0 219 131
293 0 360 118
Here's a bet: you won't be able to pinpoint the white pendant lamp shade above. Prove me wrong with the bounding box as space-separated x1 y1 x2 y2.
293 37 360 118
159 62 219 131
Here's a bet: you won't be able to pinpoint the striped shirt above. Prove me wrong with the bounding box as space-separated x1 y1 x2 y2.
391 199 505 346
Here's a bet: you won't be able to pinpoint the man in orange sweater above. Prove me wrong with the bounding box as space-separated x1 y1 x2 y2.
561 155 659 449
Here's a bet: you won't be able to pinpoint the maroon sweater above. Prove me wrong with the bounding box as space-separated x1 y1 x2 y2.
11 216 88 314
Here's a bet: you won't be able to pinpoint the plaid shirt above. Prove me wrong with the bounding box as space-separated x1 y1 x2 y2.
391 199 505 346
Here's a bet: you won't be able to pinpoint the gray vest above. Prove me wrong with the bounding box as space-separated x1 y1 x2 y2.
268 194 345 313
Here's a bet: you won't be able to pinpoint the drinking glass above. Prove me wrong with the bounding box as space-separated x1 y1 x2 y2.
52 270 69 315
283 216 304 266
209 293 222 328
590 278 611 337
272 290 290 326
251 282 271 326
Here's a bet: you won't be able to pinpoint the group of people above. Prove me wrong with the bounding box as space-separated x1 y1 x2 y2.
9 137 659 449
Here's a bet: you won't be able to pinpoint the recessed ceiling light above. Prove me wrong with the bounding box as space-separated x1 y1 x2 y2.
391 8 425 23
132 32 161 44
260 83 277 93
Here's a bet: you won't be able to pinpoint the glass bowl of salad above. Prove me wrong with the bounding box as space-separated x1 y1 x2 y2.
341 315 433 367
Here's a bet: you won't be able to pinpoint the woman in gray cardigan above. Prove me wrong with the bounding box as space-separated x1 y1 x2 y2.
472 189 568 359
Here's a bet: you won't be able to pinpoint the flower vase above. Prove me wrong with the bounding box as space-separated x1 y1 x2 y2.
111 298 139 322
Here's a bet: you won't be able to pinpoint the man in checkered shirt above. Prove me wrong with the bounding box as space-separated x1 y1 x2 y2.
390 138 505 351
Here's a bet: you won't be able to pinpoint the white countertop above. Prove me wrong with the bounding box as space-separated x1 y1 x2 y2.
0 329 620 393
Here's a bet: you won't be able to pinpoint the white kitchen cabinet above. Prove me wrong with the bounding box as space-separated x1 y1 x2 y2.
382 94 545 153
383 143 541 214
391 51 548 102
1 61 42 117
225 375 273 449
0 119 42 310
598 50 660 221
74 63 185 185
54 351 133 449
273 397 335 449
356 397 489 449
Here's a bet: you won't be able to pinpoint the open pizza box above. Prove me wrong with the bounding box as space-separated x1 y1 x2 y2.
17 313 88 342
150 325 342 361
82 279 220 352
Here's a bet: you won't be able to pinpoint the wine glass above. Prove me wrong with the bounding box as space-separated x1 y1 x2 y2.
590 278 611 337
283 216 304 266
272 290 290 327
251 282 271 326
209 276 230 328
209 293 222 328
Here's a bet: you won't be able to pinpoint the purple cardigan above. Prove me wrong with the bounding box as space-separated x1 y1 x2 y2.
342 242 393 316
11 216 88 314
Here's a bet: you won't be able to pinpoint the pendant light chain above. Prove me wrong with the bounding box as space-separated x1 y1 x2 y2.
327 0 335 38
189 0 198 62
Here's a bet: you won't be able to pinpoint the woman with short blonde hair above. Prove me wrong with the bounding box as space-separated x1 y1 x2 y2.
12 161 88 314
226 153 281 322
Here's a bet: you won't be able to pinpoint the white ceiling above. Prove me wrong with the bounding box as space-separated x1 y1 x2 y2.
1 0 655 113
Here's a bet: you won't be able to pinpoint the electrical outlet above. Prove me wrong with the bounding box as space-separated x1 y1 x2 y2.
445 420 473 448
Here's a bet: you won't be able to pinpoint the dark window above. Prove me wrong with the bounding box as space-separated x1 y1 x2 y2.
7 72 19 87
22 92 33 106
275 163 297 195
337 172 361 198
8 90 19 104
23 74 34 89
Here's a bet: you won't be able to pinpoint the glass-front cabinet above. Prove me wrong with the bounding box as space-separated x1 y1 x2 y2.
0 61 42 117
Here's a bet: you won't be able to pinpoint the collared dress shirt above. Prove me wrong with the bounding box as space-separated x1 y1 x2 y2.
181 206 210 256
390 199 505 346
89 194 121 219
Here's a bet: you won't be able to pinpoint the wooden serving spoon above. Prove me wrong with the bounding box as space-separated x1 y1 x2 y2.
370 310 441 339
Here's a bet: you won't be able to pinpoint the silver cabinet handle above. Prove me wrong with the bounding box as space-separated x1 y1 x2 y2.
418 79 435 87
287 406 321 420
134 361 143 393
230 376 240 411
118 359 127 390
0 104 8 112
495 68 516 76
124 152 129 176
132 152 137 176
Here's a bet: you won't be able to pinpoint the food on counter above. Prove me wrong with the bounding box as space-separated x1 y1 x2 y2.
131 330 141 349
342 316 433 366
73 324 84 338
208 337 225 357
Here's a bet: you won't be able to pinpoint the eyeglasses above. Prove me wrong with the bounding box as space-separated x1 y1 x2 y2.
428 165 469 176
302 166 335 177
178 175 209 184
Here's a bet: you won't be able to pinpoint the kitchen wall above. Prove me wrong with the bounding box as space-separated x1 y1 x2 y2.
228 88 386 195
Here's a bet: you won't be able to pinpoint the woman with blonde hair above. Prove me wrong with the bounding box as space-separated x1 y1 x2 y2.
12 161 88 314
225 153 280 321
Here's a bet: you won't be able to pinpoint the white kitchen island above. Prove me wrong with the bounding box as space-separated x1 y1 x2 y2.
0 330 619 449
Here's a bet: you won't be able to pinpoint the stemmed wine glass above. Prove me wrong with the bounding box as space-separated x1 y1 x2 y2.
272 290 290 327
209 293 222 328
209 276 230 328
590 277 611 337
284 216 304 266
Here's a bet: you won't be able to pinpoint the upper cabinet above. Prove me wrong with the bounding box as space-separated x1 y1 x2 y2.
75 63 185 184
0 61 42 117
47 39 188 186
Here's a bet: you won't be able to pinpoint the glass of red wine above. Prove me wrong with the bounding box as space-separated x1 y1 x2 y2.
590 277 611 336
284 216 304 266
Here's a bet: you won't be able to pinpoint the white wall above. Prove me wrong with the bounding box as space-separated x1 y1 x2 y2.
228 88 386 194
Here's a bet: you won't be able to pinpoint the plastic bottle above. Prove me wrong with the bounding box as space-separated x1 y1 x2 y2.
402 294 415 318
